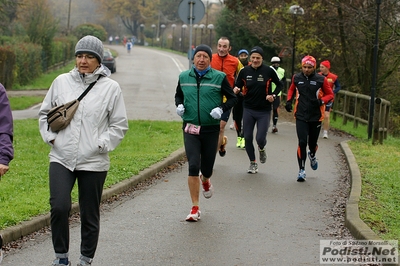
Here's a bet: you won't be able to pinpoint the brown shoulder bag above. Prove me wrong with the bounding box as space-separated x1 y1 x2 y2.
47 76 101 132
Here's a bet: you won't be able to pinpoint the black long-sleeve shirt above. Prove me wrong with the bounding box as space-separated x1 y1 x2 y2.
235 64 282 111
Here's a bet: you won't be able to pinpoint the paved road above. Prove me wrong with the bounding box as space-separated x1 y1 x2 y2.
4 45 352 265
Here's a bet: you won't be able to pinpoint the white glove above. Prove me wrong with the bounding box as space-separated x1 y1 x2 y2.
176 104 185 117
210 107 223 119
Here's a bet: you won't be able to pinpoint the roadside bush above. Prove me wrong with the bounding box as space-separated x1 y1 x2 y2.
0 35 30 46
0 47 16 89
73 23 107 41
389 115 400 137
0 36 76 89
45 36 77 70
9 42 42 87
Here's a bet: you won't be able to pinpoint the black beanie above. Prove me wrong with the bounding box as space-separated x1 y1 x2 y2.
250 46 264 59
193 44 212 61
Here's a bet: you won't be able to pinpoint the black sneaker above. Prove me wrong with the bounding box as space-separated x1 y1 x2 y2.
259 149 267 164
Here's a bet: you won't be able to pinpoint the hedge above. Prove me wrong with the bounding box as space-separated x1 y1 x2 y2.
0 36 76 89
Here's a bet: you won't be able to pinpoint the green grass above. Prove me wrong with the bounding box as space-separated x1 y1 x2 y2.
330 114 368 139
8 61 75 110
330 114 400 240
348 138 400 240
9 96 44 111
0 119 183 229
13 61 76 90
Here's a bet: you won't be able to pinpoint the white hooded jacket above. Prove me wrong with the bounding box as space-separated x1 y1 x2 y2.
39 65 128 171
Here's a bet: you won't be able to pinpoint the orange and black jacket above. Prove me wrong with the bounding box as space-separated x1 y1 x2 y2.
211 53 243 88
287 72 334 122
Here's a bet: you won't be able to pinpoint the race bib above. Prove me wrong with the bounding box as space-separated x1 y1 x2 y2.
184 123 201 135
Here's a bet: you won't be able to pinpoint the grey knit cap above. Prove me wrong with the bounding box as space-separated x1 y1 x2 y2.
75 35 104 63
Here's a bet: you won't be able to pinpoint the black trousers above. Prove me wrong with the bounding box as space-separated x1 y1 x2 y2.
232 96 244 137
243 108 271 162
272 96 281 126
295 120 321 170
49 162 107 259
184 131 219 178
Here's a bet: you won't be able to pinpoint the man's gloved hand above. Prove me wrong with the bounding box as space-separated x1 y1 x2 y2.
210 107 223 119
285 101 292 112
176 104 185 117
310 98 323 107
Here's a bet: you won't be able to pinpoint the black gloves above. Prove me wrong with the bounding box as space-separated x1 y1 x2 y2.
310 98 323 107
285 101 292 112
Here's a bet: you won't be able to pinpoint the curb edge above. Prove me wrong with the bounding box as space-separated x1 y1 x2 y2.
340 140 399 265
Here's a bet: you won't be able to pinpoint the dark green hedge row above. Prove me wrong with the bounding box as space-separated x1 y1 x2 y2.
0 47 16 89
0 36 77 89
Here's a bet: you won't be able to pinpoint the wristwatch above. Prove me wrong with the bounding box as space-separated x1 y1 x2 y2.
321 100 325 105
272 94 276 99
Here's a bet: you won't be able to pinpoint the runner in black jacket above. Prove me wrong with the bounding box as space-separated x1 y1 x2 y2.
285 55 334 182
234 46 283 174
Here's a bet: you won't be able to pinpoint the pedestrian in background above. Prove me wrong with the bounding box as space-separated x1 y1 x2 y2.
231 49 249 149
210 37 243 157
318 60 341 139
126 39 133 54
0 83 13 179
237 49 249 66
270 56 286 133
233 46 282 174
175 44 237 222
0 82 14 265
188 45 195 60
39 35 129 266
285 55 333 181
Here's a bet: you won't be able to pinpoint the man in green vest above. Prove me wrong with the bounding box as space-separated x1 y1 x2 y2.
270 56 286 133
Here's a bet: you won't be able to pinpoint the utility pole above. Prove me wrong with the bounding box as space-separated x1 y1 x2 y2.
368 0 382 140
67 0 72 35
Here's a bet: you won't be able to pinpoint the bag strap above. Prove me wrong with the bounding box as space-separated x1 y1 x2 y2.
77 75 102 101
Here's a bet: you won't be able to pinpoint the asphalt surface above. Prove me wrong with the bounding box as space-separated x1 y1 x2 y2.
2 45 393 265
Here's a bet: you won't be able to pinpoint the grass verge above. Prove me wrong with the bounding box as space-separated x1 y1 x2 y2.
8 96 44 111
0 119 183 229
12 61 76 90
7 62 77 110
331 115 400 241
347 138 400 240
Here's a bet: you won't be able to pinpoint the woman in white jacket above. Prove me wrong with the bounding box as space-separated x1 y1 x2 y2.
39 35 128 266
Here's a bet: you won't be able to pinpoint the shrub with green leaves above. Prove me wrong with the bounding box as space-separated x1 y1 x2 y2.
73 23 107 41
